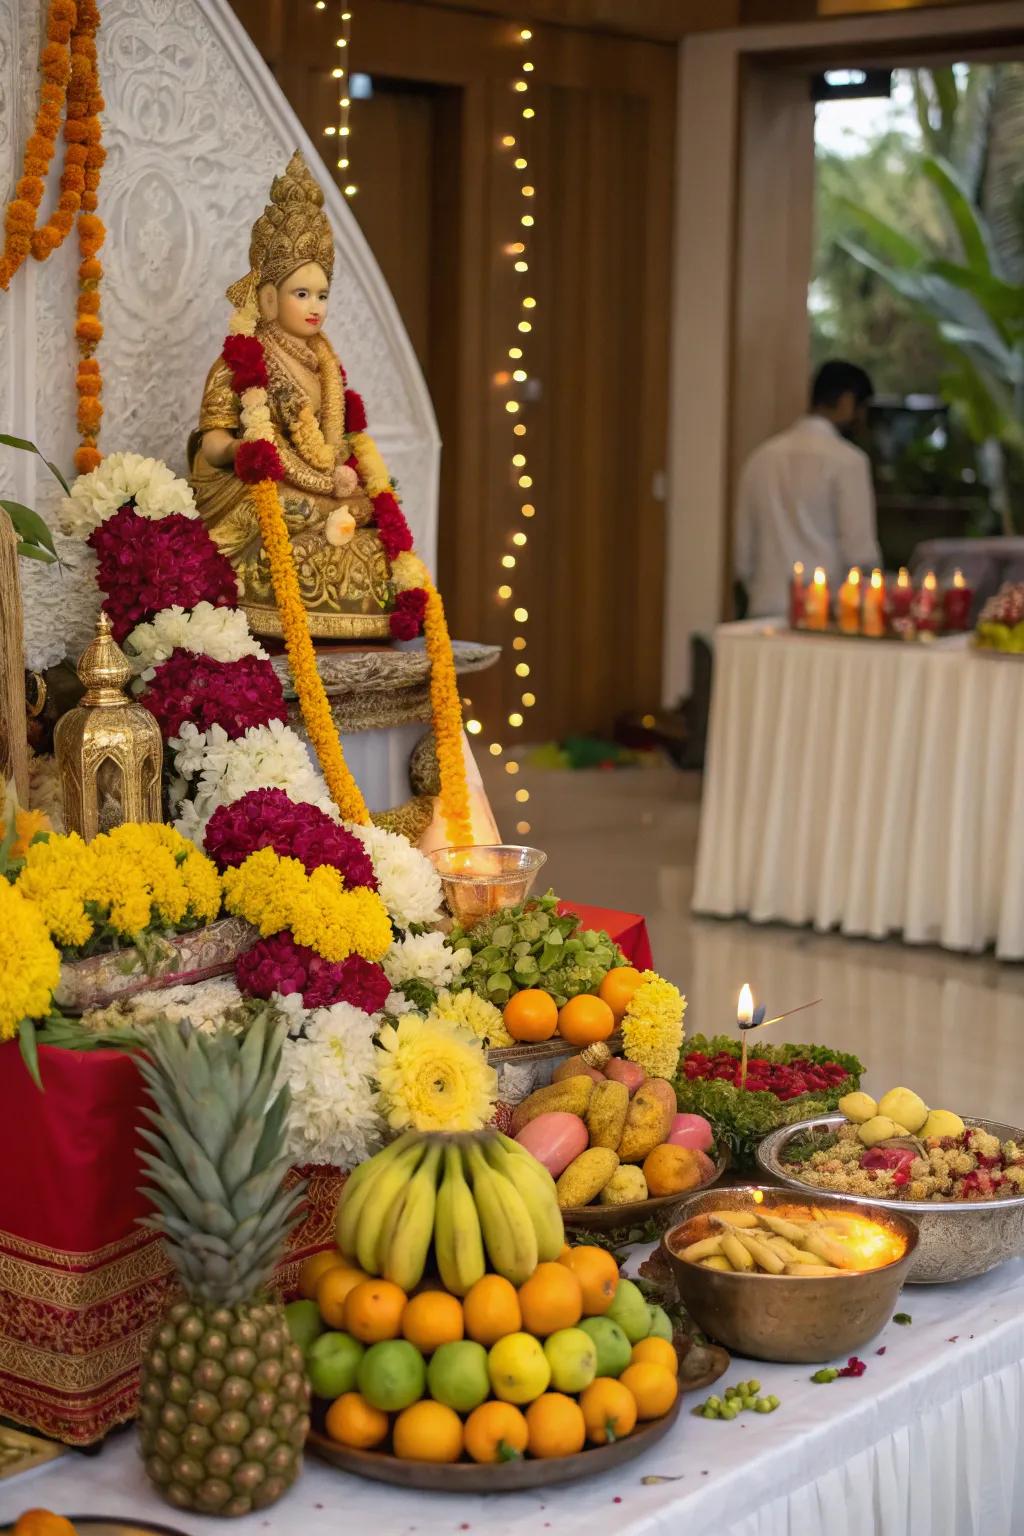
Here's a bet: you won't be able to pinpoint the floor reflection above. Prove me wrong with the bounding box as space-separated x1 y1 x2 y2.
484 761 1024 1126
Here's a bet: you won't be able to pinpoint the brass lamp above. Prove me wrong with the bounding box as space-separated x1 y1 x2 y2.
55 611 163 839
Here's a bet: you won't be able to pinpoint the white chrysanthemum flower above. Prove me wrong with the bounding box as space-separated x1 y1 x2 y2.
124 602 268 679
276 1003 383 1167
101 977 246 1035
59 452 196 536
270 989 309 1037
383 930 469 990
350 822 443 927
170 720 337 845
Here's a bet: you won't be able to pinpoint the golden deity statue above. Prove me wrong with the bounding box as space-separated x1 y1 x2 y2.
188 151 395 640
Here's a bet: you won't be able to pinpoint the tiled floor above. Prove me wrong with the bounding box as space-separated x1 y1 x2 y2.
483 759 1024 1127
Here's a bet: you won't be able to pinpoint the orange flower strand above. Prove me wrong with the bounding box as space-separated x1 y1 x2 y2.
423 579 473 846
248 478 371 826
0 0 76 286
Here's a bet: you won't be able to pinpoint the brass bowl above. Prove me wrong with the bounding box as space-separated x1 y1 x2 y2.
757 1115 1024 1283
661 1184 918 1364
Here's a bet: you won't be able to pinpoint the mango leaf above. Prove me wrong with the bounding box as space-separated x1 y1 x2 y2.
16 542 56 563
18 1019 44 1093
1 498 57 555
921 155 995 276
0 433 70 493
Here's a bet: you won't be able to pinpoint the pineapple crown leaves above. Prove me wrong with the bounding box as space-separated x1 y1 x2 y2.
135 1014 306 1301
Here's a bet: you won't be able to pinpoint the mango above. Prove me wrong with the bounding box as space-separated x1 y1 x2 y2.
857 1115 909 1148
603 1058 646 1095
552 1056 605 1085
585 1079 630 1150
920 1108 966 1141
555 1147 620 1208
511 1075 595 1136
876 1088 928 1135
642 1143 706 1197
617 1081 675 1163
838 1091 877 1125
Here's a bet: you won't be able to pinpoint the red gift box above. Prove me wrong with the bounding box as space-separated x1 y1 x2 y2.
0 905 652 1444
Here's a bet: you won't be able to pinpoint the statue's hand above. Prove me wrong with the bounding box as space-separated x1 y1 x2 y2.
333 462 359 498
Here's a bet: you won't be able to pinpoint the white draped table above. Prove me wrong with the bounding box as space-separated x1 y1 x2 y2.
693 622 1024 959
2 1259 1022 1536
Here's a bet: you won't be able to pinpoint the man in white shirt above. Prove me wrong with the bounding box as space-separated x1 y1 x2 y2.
734 360 882 618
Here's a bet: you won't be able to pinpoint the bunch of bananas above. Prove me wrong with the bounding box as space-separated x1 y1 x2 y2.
335 1130 565 1293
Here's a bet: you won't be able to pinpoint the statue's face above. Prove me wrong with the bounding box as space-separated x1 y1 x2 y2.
263 261 330 339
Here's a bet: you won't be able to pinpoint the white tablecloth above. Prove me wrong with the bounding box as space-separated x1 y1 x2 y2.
4 1259 1023 1536
693 622 1024 959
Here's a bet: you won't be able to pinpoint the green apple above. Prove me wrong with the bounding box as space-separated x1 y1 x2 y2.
307 1331 365 1399
578 1316 631 1378
604 1278 651 1343
646 1305 673 1342
544 1328 597 1393
427 1340 491 1413
284 1298 324 1353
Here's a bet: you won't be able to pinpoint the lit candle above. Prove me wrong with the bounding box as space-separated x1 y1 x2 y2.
789 561 806 628
943 568 972 632
886 566 913 625
737 983 754 1091
837 567 861 634
803 566 830 630
912 570 940 634
862 567 886 637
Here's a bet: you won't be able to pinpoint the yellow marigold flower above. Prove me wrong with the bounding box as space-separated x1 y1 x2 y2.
621 971 686 1079
0 804 52 858
0 881 61 1040
16 831 95 948
349 431 391 498
375 1014 498 1132
223 847 391 963
99 822 221 928
423 578 472 846
432 987 511 1048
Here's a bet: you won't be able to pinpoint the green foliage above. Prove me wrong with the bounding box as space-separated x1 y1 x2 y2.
449 889 625 1010
673 1035 863 1172
0 433 65 563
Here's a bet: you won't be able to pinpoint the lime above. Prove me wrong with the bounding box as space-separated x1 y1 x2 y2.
578 1316 632 1378
284 1299 324 1353
358 1339 426 1412
604 1278 650 1343
543 1328 598 1393
307 1331 364 1398
646 1305 673 1342
487 1332 551 1405
427 1340 491 1413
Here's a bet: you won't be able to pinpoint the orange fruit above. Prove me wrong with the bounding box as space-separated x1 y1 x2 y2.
557 994 615 1047
344 1278 408 1343
463 1400 530 1464
580 1377 638 1444
324 1391 390 1450
619 1361 678 1419
316 1264 369 1328
401 1290 464 1354
598 966 644 1021
463 1274 522 1346
525 1392 586 1458
642 1143 706 1197
299 1249 350 1300
558 1245 620 1316
392 1399 464 1463
517 1261 583 1337
504 989 559 1043
631 1337 678 1374
13 1515 78 1536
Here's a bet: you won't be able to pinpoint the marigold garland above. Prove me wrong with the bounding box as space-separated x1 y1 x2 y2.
424 578 473 845
222 846 392 964
621 971 687 1079
0 883 61 1042
0 0 105 469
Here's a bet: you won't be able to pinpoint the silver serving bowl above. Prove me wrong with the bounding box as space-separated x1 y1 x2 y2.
757 1115 1024 1284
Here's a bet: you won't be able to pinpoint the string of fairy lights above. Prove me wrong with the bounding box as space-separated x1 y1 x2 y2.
465 24 538 838
316 1 357 198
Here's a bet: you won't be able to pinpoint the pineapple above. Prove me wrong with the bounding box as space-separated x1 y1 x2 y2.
136 1011 310 1517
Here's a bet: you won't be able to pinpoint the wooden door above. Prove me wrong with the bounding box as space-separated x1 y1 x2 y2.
230 0 675 741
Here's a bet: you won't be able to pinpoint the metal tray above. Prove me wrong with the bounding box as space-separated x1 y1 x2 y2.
0 1524 190 1535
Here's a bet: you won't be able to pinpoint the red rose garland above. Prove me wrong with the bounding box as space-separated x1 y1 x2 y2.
88 505 239 641
236 930 390 1013
204 788 378 888
142 652 285 742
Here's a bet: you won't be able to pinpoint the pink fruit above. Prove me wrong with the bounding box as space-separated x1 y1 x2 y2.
666 1113 714 1152
551 1056 605 1085
515 1112 589 1177
603 1058 646 1096
693 1149 717 1182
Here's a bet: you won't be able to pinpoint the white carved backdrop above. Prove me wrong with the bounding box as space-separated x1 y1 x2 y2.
0 0 440 673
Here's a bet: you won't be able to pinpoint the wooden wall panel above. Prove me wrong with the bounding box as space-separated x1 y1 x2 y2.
229 0 676 741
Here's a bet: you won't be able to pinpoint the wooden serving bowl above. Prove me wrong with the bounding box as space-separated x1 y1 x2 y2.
561 1145 729 1233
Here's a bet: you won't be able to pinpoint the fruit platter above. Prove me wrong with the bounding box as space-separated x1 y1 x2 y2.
674 1035 863 1169
289 1128 690 1489
756 1085 1024 1282
510 1057 725 1231
974 580 1024 655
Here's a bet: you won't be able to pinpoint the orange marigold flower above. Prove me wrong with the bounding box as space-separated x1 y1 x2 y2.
78 257 102 281
75 314 103 343
74 445 102 475
77 355 101 377
77 289 100 314
15 177 45 204
65 143 88 166
40 42 71 80
77 398 103 430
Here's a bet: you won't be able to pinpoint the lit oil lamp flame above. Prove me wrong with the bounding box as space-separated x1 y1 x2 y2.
897 567 910 588
953 568 966 589
737 983 753 1026
870 568 883 591
923 570 937 592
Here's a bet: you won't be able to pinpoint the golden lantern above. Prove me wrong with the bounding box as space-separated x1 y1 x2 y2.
55 611 163 839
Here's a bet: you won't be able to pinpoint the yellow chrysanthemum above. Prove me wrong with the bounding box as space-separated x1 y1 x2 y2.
0 882 61 1040
0 804 52 859
432 988 512 1049
223 847 391 963
97 823 221 929
375 1014 498 1132
621 971 687 1079
16 831 95 948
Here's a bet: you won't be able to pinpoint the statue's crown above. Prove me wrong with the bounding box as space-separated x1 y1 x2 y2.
228 151 334 309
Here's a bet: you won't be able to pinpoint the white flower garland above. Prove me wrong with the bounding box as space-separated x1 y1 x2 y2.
60 452 196 537
276 1003 383 1167
169 719 338 845
124 602 269 680
350 821 444 927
